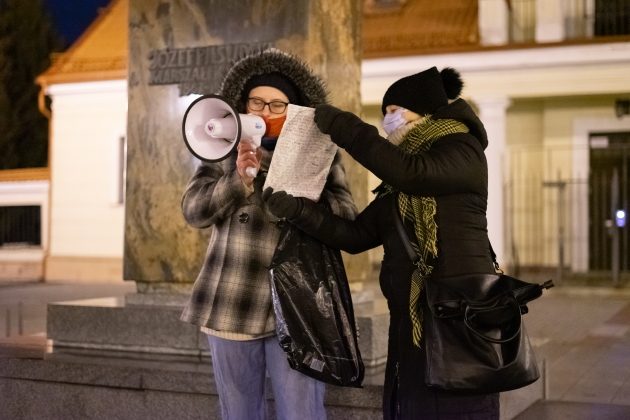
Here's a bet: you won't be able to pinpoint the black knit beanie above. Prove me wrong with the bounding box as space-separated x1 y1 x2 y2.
381 67 464 115
243 72 301 105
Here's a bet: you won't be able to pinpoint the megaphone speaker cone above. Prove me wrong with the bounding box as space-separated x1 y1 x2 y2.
182 94 242 162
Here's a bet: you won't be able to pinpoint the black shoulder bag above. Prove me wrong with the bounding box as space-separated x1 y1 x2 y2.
392 203 553 393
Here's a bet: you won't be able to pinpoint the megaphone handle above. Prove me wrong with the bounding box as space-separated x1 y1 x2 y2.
243 135 262 178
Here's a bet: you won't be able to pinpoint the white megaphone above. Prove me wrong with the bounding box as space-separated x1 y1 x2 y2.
182 94 266 177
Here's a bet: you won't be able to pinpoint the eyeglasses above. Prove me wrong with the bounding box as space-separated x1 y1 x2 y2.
247 97 289 114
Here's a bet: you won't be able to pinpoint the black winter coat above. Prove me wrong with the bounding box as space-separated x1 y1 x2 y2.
288 99 500 419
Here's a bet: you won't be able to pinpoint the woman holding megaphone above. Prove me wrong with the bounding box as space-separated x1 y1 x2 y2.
180 48 357 420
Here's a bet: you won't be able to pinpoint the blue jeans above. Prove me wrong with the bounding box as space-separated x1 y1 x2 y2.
207 334 327 420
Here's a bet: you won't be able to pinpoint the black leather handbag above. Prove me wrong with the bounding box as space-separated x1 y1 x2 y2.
393 204 553 393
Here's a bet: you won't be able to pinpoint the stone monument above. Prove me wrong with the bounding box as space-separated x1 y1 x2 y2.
124 0 370 294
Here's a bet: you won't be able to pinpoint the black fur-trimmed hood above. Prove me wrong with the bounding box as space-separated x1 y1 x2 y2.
219 48 328 111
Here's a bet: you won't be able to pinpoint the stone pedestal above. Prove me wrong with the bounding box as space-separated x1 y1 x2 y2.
46 293 390 369
47 296 203 355
0 351 383 420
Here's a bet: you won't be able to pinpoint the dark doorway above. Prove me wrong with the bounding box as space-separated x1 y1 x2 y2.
589 132 629 271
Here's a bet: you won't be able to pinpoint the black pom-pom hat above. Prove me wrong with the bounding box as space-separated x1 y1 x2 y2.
381 67 464 116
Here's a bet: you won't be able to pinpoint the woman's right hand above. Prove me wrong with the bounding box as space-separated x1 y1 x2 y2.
236 141 262 186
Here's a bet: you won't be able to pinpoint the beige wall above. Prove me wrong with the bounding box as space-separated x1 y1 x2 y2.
45 256 122 283
46 80 127 282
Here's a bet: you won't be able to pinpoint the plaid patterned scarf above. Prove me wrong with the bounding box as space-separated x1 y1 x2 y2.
377 117 469 347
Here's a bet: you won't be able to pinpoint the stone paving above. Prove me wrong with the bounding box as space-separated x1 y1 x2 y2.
516 286 630 419
0 281 137 340
524 287 630 406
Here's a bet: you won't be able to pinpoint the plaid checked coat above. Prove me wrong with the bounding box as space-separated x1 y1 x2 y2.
180 49 357 335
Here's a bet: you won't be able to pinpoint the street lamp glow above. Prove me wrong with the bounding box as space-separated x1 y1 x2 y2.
616 209 626 227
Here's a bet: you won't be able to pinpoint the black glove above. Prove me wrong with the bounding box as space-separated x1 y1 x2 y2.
314 104 344 135
262 187 303 220
314 104 365 149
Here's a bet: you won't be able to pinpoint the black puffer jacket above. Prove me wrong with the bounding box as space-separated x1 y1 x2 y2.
287 99 499 419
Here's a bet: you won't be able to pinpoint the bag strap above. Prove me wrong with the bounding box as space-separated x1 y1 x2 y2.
391 199 420 266
392 197 500 273
488 242 503 273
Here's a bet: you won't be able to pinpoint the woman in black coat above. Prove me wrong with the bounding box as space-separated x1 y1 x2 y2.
263 67 500 419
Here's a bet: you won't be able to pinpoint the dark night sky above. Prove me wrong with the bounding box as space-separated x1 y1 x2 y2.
42 0 111 49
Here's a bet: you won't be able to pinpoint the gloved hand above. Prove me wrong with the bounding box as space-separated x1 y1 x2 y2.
314 104 366 149
314 104 344 135
262 187 303 220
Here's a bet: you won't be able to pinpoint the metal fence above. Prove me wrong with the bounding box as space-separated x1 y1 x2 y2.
505 139 629 284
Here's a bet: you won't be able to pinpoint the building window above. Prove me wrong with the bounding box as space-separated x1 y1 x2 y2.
0 206 41 248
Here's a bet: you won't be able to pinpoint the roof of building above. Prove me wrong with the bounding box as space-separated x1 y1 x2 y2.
36 0 127 86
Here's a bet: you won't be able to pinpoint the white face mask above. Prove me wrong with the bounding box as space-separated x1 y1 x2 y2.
382 108 407 135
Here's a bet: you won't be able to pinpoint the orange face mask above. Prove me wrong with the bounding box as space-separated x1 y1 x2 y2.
263 115 287 137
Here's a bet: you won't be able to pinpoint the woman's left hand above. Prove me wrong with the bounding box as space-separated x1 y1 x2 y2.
314 104 366 149
314 104 344 135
